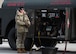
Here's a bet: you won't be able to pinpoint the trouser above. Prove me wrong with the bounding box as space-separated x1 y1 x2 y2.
16 32 26 48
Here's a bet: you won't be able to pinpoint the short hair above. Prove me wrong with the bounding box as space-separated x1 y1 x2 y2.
19 7 24 10
18 7 24 12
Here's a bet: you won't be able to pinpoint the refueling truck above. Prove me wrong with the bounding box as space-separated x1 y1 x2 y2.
0 0 76 52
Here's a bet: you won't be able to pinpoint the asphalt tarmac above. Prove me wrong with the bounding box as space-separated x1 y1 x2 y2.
0 42 76 54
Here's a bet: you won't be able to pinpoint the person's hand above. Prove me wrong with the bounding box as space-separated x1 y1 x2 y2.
43 22 46 25
25 24 30 28
23 10 27 15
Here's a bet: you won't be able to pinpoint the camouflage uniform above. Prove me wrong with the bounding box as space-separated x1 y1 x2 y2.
15 10 30 48
16 32 26 48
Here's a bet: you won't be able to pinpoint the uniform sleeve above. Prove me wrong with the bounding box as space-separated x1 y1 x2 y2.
24 15 31 27
15 15 25 25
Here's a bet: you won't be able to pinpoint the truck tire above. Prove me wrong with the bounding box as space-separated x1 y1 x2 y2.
8 28 16 50
24 38 33 51
41 39 57 47
0 37 2 44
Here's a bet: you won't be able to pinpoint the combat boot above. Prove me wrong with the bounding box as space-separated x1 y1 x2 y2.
17 48 22 53
22 48 26 53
